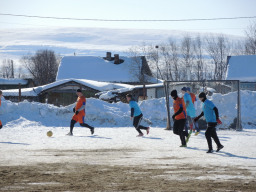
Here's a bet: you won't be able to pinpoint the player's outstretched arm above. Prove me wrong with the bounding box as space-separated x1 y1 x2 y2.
194 112 204 122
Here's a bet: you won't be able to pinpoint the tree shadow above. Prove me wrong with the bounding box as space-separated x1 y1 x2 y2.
0 141 30 145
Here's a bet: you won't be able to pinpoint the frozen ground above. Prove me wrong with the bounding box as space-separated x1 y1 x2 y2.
0 117 256 191
0 92 256 191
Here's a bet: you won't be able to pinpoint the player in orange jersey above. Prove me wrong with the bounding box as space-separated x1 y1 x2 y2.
0 90 2 129
171 90 188 147
67 89 94 136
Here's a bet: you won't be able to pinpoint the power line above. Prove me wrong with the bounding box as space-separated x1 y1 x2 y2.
1 13 256 22
0 21 246 31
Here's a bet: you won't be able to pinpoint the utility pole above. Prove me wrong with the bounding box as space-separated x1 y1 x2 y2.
155 45 159 83
11 60 14 78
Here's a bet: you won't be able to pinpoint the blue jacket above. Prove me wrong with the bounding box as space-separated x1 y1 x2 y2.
183 93 196 118
129 100 142 117
202 99 217 123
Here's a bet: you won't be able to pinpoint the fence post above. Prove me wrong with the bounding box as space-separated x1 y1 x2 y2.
18 83 21 102
237 80 242 131
164 81 171 130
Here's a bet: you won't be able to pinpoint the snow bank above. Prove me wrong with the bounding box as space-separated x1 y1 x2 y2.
0 91 256 128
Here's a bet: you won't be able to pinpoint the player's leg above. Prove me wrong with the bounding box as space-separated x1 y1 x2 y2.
0 120 2 129
173 120 179 135
187 116 193 133
178 119 187 147
68 119 77 136
133 115 143 136
79 116 94 135
193 118 200 135
137 118 150 135
210 125 224 152
205 124 214 153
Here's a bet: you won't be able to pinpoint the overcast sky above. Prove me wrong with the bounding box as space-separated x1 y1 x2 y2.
1 0 256 36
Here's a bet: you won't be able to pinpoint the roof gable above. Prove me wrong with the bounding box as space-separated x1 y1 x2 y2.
56 56 142 82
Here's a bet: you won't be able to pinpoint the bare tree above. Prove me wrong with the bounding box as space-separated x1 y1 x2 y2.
232 40 246 56
1 59 14 78
181 35 194 80
159 44 173 81
205 35 231 80
22 49 59 85
127 45 148 83
168 39 181 81
147 44 164 81
244 21 256 55
193 35 204 80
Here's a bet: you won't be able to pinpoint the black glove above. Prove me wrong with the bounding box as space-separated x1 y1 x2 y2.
75 111 79 115
73 107 75 113
194 117 199 122
172 115 175 120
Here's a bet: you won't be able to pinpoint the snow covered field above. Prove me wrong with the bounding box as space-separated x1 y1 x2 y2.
0 119 256 191
0 92 256 191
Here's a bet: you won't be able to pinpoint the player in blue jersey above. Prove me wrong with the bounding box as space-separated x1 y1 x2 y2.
186 87 200 135
194 92 224 153
181 87 196 142
126 94 150 137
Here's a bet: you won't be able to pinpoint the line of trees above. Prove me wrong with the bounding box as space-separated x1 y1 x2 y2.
128 21 256 82
0 59 14 78
21 50 60 85
1 50 60 86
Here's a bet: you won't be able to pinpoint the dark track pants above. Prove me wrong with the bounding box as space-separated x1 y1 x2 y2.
133 114 148 134
173 119 187 145
205 123 222 150
70 119 94 134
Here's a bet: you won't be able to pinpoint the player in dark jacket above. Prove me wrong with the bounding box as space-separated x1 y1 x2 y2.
194 92 224 153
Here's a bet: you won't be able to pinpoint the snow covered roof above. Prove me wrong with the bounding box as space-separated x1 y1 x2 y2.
2 79 134 97
0 78 28 85
56 56 156 83
226 55 256 82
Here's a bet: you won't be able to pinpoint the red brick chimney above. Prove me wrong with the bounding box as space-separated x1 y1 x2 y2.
106 52 112 61
114 54 120 64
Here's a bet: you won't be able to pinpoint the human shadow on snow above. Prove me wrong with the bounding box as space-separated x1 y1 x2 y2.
186 147 256 160
0 141 30 145
141 136 163 140
76 135 112 140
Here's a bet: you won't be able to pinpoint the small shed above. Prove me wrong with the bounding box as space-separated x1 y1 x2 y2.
2 79 134 106
0 78 35 90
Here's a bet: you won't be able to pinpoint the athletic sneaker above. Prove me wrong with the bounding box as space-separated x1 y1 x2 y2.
194 131 200 136
66 132 73 136
90 127 95 135
206 149 214 153
186 133 191 143
180 145 187 147
216 145 224 152
137 133 144 137
146 127 150 135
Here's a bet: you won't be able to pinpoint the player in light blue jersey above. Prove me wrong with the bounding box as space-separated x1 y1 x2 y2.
126 94 150 137
194 92 224 153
